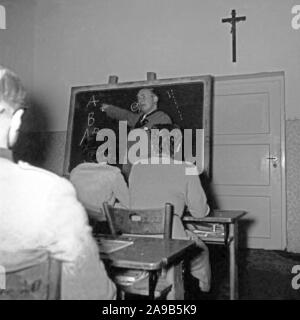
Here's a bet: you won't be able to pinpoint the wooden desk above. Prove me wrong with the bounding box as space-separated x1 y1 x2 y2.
94 235 195 299
183 210 246 300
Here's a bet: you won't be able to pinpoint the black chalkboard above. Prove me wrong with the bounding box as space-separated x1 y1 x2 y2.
64 75 212 177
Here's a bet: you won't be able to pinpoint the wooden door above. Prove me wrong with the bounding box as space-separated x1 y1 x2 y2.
211 72 286 249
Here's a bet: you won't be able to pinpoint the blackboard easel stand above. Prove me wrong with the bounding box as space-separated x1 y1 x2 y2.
108 72 157 84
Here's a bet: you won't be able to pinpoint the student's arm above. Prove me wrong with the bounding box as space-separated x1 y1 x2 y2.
185 169 210 218
61 235 116 300
47 178 116 300
102 104 139 128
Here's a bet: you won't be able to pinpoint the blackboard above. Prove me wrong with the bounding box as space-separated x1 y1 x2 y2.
64 75 212 177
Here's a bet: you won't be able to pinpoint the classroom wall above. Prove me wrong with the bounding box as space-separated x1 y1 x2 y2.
0 0 34 111
2 0 299 131
286 120 300 253
1 0 300 252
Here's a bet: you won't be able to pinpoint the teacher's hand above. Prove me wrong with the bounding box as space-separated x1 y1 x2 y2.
101 103 111 112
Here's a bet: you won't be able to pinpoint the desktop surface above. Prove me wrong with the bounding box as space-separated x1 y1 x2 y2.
95 235 195 270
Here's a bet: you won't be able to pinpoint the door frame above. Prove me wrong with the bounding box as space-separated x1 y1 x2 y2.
214 72 286 250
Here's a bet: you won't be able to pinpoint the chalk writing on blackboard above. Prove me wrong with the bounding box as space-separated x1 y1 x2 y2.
86 95 100 108
79 111 100 146
166 89 183 121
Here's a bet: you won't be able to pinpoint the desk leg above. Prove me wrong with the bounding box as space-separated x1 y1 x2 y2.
149 271 158 300
229 222 238 300
166 262 184 300
117 287 126 300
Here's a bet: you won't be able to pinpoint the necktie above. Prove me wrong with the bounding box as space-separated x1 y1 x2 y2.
134 110 159 128
134 114 148 128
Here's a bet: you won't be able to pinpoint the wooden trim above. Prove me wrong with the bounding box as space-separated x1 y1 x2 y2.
70 75 212 92
63 87 77 176
215 71 285 82
279 74 287 250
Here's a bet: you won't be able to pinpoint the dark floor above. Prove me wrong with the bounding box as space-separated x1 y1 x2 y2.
185 246 300 300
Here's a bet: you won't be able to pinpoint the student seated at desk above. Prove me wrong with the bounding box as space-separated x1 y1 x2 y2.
129 124 211 293
70 149 130 221
0 66 116 300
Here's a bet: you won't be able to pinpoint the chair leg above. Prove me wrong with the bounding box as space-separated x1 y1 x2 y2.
165 262 184 300
117 287 126 300
148 271 158 299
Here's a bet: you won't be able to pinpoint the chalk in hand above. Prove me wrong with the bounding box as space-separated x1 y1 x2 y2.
101 103 110 111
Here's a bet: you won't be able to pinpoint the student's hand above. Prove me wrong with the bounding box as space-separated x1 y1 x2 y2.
185 229 202 244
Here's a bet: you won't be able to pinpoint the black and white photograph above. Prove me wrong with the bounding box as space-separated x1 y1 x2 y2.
0 0 300 304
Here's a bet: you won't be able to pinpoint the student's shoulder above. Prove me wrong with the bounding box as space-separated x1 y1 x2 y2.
17 161 73 190
17 160 57 176
173 160 199 176
70 162 108 176
107 165 123 178
71 162 97 171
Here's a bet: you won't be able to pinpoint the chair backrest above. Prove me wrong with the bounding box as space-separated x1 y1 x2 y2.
86 207 112 235
85 207 106 222
102 202 174 239
0 250 61 300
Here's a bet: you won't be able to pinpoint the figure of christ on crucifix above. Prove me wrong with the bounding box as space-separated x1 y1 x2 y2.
222 9 246 62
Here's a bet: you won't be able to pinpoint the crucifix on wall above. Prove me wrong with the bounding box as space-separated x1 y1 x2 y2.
222 9 246 63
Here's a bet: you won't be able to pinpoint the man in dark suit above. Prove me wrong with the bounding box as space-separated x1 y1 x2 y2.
101 88 172 129
101 88 172 177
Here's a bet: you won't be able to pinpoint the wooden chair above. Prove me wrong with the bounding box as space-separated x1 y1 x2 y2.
85 207 111 235
102 202 175 299
0 250 61 300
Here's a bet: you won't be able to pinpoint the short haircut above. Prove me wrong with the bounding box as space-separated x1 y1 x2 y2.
0 67 27 112
149 88 158 99
138 87 158 99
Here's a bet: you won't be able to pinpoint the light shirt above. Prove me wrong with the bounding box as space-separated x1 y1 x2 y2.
129 157 209 239
0 149 116 299
70 162 129 214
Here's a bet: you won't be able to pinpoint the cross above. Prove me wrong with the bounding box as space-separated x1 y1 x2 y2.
222 9 246 62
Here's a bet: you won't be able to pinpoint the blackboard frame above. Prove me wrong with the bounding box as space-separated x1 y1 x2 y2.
64 75 212 178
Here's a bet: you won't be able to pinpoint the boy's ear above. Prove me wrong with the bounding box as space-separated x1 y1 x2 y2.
10 109 25 131
7 109 24 149
0 100 7 114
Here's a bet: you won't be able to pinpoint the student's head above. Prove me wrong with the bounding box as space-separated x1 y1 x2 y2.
0 67 27 149
150 124 182 158
137 88 158 114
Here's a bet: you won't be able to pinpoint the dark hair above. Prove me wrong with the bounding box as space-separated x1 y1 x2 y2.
138 87 159 99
